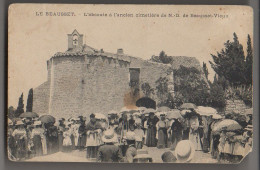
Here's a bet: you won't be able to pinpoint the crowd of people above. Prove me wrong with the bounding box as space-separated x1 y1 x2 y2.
7 105 253 163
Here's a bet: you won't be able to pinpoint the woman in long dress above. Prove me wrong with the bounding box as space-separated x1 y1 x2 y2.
78 120 87 150
86 114 103 159
170 118 183 150
12 121 28 161
156 114 168 149
201 116 209 152
31 121 47 157
189 115 202 151
57 119 66 152
146 112 159 147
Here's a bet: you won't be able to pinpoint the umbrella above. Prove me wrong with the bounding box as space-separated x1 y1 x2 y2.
196 106 217 116
144 108 156 114
180 109 191 116
155 112 165 117
212 119 242 132
167 109 182 119
19 112 39 118
138 107 147 111
94 113 108 121
39 115 56 124
157 106 171 112
180 103 197 110
244 108 253 115
212 114 222 120
108 110 118 115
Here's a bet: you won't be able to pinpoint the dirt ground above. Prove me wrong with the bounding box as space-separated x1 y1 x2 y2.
26 146 218 163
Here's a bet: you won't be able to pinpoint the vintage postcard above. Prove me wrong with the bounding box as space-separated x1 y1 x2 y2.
8 4 253 163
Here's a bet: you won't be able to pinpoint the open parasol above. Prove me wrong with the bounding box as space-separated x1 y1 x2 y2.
138 107 147 112
167 109 182 119
212 114 222 120
195 106 217 116
39 115 56 124
108 110 118 115
212 119 242 132
94 113 108 121
180 103 197 110
157 106 171 112
19 112 39 118
144 108 156 114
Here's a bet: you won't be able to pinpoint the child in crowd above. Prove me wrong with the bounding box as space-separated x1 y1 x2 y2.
134 123 145 149
62 124 72 152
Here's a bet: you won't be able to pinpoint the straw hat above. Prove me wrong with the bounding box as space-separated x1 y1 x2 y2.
34 121 42 126
101 129 118 143
133 149 152 159
175 140 195 163
15 120 24 126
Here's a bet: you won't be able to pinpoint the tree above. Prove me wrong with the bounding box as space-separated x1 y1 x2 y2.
16 93 24 117
8 106 16 119
26 88 33 112
173 66 210 106
208 81 226 108
202 62 209 80
151 51 173 64
209 33 247 87
245 34 253 86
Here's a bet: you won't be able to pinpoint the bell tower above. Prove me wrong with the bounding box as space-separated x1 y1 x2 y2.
67 29 83 50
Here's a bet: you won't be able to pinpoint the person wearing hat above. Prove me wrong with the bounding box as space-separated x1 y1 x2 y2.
174 140 195 163
12 120 28 160
156 113 168 149
71 118 80 149
57 118 66 152
146 111 159 147
62 123 73 152
125 131 137 163
8 119 16 160
85 113 104 159
133 149 153 163
169 118 183 150
96 129 123 162
30 121 47 157
134 122 145 149
78 119 87 151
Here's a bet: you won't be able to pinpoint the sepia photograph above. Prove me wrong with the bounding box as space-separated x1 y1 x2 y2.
8 4 253 163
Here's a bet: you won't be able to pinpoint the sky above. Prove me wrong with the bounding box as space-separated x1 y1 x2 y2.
8 4 253 108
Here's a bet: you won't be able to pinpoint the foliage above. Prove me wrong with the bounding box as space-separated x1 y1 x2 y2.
173 66 210 106
209 33 247 87
15 93 24 117
8 106 16 119
225 86 253 107
155 77 169 105
151 51 173 64
245 34 253 86
210 33 253 88
225 112 247 128
26 88 33 112
141 83 154 97
202 62 209 80
208 80 226 108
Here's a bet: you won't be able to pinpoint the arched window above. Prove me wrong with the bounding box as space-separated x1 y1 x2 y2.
73 34 78 45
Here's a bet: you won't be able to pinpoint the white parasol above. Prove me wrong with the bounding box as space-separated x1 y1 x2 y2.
212 119 242 132
196 106 217 116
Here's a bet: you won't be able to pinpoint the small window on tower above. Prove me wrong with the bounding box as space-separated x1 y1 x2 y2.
73 34 78 45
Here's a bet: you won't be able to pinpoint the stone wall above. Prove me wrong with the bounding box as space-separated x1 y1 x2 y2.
225 99 247 114
32 82 50 116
